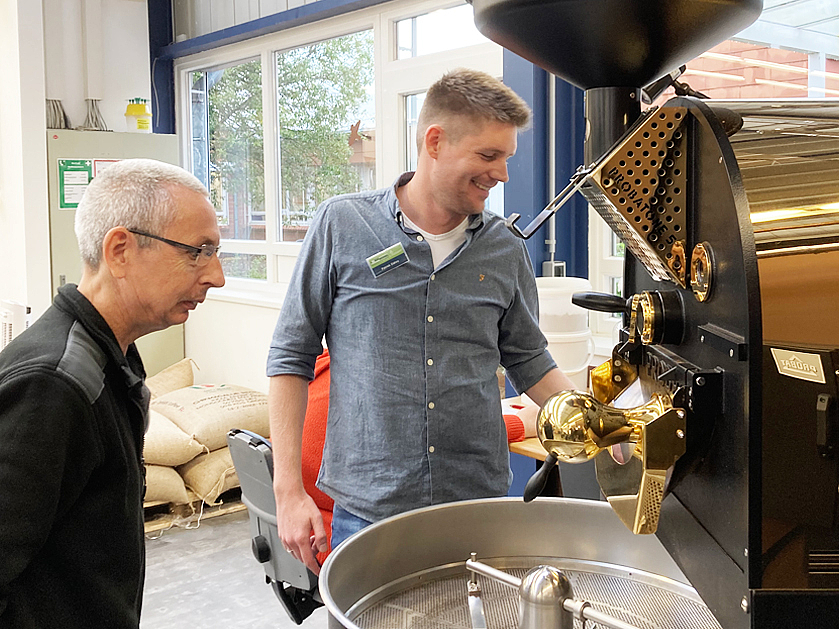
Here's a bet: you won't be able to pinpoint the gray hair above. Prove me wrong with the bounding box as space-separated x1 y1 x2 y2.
75 158 210 269
417 68 532 151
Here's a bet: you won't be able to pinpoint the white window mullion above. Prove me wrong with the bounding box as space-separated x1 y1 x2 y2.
261 49 280 284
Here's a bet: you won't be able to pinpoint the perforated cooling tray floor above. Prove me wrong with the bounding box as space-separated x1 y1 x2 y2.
350 559 722 629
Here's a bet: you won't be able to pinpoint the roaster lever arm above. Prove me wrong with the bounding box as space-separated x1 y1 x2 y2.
506 165 592 239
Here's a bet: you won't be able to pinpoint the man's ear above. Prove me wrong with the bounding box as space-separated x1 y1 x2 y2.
424 124 445 159
101 227 133 279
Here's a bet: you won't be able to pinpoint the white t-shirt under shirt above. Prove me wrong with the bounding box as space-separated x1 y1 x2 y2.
402 214 469 269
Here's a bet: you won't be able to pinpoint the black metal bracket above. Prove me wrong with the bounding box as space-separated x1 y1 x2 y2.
816 393 837 459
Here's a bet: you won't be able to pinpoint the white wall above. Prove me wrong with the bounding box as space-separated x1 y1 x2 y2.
43 0 151 134
184 296 284 393
0 0 51 316
0 0 155 320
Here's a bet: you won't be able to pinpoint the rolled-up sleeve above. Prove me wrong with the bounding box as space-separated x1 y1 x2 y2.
267 203 335 381
498 240 556 393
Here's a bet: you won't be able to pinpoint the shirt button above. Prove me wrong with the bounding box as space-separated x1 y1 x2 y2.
430 274 436 280
428 446 435 453
428 402 435 409
427 315 434 322
427 359 433 366
417 235 424 242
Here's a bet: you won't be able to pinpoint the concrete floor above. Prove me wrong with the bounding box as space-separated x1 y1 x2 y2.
142 508 330 629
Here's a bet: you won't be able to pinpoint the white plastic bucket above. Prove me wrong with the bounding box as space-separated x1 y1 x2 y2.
535 276 592 334
545 329 595 390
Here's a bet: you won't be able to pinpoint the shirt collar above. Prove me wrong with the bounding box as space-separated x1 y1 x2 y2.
389 171 485 232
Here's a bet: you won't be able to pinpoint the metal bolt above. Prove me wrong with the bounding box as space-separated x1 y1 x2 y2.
701 335 705 342
676 410 685 419
614 360 622 367
729 349 734 358
740 596 749 613
676 429 685 439
614 375 622 382
696 376 705 386
744 548 749 557
719 156 723 164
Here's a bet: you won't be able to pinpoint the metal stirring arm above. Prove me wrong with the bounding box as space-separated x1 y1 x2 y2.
466 557 643 629
506 105 660 242
506 165 592 239
467 553 488 629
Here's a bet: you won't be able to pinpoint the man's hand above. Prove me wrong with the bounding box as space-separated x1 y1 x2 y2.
274 485 329 575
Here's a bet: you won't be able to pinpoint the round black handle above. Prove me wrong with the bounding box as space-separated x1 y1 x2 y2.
252 536 271 563
523 452 558 503
571 291 631 314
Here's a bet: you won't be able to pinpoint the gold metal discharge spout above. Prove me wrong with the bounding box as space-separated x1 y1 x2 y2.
536 389 686 534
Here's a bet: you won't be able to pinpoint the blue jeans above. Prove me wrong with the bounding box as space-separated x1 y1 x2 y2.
331 504 372 549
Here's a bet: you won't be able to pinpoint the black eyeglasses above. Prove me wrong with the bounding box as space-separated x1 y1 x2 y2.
128 229 221 264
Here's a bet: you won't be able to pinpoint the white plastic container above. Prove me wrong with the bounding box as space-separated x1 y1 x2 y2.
536 276 594 389
535 276 592 333
545 329 595 389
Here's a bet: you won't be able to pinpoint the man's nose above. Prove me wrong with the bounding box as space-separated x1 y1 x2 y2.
492 160 509 183
203 252 226 288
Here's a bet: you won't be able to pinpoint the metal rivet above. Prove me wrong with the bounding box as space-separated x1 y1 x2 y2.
701 335 705 342
729 349 734 358
614 375 622 382
740 596 749 613
744 548 749 557
696 376 705 386
676 429 685 439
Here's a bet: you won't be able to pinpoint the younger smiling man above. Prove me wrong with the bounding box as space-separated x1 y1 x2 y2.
0 159 224 628
267 68 575 574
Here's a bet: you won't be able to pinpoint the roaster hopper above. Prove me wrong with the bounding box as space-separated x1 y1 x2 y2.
320 1 839 628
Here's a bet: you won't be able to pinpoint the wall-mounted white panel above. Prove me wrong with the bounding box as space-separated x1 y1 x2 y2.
259 0 287 17
211 0 235 32
234 0 254 25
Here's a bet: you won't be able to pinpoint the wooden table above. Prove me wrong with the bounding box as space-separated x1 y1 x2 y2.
509 437 547 461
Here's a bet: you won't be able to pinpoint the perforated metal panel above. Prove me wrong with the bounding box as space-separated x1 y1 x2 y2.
350 560 721 629
583 107 690 286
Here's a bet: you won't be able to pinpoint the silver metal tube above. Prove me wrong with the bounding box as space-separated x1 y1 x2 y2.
564 598 642 629
465 558 522 590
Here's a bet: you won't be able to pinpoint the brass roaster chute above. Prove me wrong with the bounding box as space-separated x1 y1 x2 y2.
526 295 687 535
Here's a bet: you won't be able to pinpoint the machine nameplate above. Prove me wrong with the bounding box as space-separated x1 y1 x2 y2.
770 347 826 384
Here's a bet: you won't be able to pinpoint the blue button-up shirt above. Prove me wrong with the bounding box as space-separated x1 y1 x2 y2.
267 173 555 522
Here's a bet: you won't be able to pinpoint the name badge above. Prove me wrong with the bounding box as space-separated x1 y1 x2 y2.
366 242 410 278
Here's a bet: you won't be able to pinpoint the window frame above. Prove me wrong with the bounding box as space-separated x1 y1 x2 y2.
173 0 503 298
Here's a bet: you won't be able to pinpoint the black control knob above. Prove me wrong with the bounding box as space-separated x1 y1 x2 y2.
252 535 271 563
571 292 631 314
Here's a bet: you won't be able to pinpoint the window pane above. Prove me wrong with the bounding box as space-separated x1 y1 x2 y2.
219 253 267 280
396 4 488 60
190 59 265 244
404 92 504 216
276 30 375 242
610 231 625 258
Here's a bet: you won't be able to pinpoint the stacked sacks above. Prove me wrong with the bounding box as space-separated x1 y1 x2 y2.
143 359 271 506
143 359 203 505
153 383 270 505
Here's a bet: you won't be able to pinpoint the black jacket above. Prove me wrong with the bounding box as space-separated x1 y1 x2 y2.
0 285 148 628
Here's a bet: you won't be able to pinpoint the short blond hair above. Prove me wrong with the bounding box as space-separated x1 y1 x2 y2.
416 68 531 150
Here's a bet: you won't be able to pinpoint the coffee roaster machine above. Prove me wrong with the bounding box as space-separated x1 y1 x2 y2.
313 1 839 628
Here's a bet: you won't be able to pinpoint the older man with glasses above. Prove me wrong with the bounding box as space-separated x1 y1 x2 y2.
0 159 224 628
